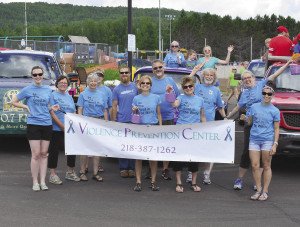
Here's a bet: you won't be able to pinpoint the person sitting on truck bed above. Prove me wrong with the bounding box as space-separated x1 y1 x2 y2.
269 26 293 57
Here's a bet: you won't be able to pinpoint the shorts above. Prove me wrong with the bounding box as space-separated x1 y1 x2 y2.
27 124 52 141
249 140 273 151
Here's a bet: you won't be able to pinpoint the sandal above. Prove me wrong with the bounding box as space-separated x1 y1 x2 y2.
150 182 160 191
92 174 103 182
175 184 184 193
258 192 268 201
79 172 88 181
133 183 142 192
250 191 261 200
190 184 201 192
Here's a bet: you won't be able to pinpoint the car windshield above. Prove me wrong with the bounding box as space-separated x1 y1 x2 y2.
0 53 61 79
134 72 199 93
248 62 265 78
269 66 300 92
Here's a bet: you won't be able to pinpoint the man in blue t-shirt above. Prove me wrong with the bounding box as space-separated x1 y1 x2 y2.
151 59 180 180
112 66 138 178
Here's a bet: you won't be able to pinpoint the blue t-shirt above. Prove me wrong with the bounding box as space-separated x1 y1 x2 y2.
151 76 180 121
98 85 113 108
50 91 76 131
132 93 161 125
176 94 205 124
194 84 223 121
197 57 219 69
77 88 108 117
249 102 280 142
238 79 268 113
113 82 138 123
164 53 186 68
17 84 52 126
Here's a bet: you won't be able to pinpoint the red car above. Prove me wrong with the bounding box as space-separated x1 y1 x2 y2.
265 62 300 156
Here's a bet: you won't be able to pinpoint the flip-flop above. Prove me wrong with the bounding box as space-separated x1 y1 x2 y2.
190 184 201 192
176 184 184 193
258 192 268 201
92 174 103 182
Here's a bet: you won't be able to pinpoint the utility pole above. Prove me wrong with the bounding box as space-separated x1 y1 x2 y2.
128 0 132 70
25 1 28 46
158 0 162 60
165 14 176 45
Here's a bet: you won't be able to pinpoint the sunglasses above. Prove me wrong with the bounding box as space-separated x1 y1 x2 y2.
171 45 179 48
141 82 151 85
262 92 273 96
32 73 43 77
153 66 163 70
183 84 194 89
120 71 129 75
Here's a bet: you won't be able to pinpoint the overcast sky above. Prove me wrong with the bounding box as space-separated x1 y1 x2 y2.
2 0 300 21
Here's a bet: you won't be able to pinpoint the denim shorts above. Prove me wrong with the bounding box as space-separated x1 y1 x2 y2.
249 140 273 151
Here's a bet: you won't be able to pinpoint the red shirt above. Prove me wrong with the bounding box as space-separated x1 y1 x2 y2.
269 35 293 56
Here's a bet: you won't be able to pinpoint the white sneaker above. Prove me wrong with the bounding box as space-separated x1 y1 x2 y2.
65 171 80 182
203 172 211 185
186 171 192 183
49 175 62 185
40 183 49 191
32 183 40 192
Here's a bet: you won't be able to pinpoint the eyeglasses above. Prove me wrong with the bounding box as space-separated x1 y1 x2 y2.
120 71 129 75
171 45 179 48
262 92 273 96
153 66 163 70
183 84 194 89
32 73 43 77
141 82 151 85
58 82 68 85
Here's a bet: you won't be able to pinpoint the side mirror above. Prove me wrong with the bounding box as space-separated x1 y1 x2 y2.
234 73 241 80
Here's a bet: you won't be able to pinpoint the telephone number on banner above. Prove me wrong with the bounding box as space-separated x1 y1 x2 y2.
121 144 176 154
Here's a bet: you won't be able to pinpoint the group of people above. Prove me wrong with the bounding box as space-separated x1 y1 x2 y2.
12 35 292 200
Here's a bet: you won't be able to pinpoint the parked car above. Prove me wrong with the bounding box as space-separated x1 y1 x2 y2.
0 50 62 135
265 62 300 156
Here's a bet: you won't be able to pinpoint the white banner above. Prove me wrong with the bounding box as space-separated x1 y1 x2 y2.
65 113 235 163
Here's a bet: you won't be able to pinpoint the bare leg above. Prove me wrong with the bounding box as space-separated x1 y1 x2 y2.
149 161 157 182
250 150 262 192
163 161 169 170
261 151 272 193
204 162 214 175
175 171 182 185
191 171 198 185
238 167 248 179
93 156 100 175
135 160 142 184
28 140 41 185
80 155 87 173
39 140 50 185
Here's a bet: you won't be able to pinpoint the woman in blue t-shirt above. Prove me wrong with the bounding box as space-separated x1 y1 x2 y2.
77 74 108 182
241 86 280 201
163 40 186 68
166 76 206 193
12 66 59 191
132 75 162 192
48 75 80 185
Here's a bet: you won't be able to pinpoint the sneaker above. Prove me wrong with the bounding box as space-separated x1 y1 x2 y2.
128 170 135 178
233 178 243 190
186 171 192 183
32 183 40 192
120 170 129 178
65 171 80 182
162 169 172 180
40 183 49 191
203 172 211 185
49 175 63 185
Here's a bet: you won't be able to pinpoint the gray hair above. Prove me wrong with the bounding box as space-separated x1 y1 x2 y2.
86 73 99 84
201 68 217 85
241 70 255 80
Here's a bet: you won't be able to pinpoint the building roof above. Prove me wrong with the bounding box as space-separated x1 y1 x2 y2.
68 35 90 44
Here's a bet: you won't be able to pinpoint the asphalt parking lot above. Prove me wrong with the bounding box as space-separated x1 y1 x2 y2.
0 120 299 227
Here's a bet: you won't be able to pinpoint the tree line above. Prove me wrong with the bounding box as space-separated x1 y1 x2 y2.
1 2 300 61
